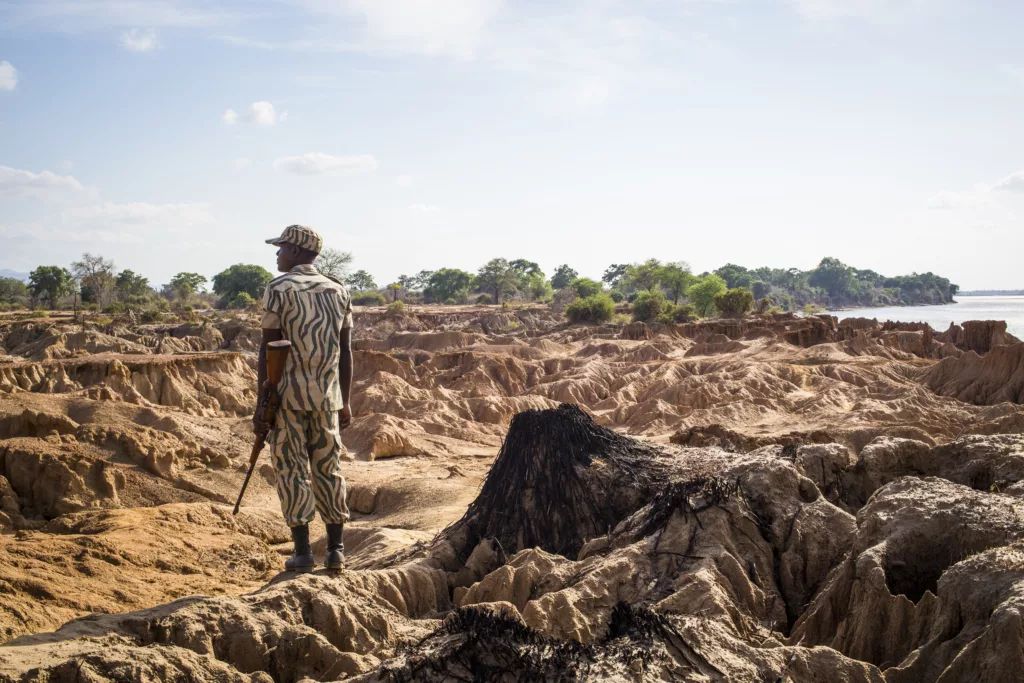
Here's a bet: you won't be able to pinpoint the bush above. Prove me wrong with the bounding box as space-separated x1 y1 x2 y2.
140 309 163 323
571 277 602 299
713 288 754 318
444 298 457 305
608 290 624 303
804 303 823 316
387 300 405 316
229 292 255 309
476 294 491 305
611 313 631 325
756 298 770 314
566 294 615 324
657 302 697 324
631 290 667 322
353 292 387 307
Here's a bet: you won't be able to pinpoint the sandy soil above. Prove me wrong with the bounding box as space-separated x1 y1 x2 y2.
0 306 1022 682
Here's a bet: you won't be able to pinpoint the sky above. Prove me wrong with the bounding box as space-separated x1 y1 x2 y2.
1 0 1023 290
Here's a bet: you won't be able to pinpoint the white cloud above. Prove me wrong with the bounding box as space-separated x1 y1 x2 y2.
926 189 987 211
232 157 253 170
120 28 161 52
222 102 282 126
331 0 504 60
0 222 145 244
61 201 214 228
991 171 1024 194
0 61 17 91
1 1 232 30
0 166 91 199
396 174 413 187
273 153 379 175
786 0 945 21
248 101 277 126
409 203 439 213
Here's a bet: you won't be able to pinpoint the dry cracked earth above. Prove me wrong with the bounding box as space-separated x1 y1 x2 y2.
1 305 1024 682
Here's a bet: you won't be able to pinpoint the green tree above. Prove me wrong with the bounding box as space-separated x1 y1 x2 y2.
529 274 553 301
412 270 435 291
658 262 695 304
631 290 667 322
477 258 520 304
751 281 772 300
509 259 542 278
315 249 353 281
809 257 854 298
686 274 727 317
425 268 474 303
713 287 755 318
714 263 753 290
115 269 150 298
387 283 403 302
71 253 116 307
397 274 417 292
0 277 28 303
624 259 663 292
29 266 75 309
345 270 377 292
169 272 208 300
571 277 603 298
602 264 629 288
566 293 615 324
551 265 579 290
212 264 273 302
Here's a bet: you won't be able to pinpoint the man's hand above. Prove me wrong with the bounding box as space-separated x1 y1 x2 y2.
252 406 271 437
339 405 353 430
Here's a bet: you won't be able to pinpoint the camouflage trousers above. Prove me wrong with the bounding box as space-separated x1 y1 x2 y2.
269 409 350 527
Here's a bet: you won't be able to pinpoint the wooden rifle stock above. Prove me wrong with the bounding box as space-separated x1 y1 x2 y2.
233 340 291 515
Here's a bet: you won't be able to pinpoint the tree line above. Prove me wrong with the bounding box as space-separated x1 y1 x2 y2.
0 252 959 325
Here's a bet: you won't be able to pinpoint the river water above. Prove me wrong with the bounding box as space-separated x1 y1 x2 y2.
829 296 1024 339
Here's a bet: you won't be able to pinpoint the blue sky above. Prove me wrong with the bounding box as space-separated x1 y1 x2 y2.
1 0 1023 289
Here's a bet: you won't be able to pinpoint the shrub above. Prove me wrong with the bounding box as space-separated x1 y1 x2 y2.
804 303 823 316
140 309 163 323
626 292 640 303
571 277 602 299
566 294 615 324
353 292 387 307
476 294 491 305
713 288 754 318
608 290 624 303
657 302 697 324
229 292 255 309
387 300 406 316
611 313 631 325
756 298 770 314
444 298 457 305
631 290 667 322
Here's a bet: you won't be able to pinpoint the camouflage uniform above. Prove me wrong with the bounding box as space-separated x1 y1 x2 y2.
261 226 353 528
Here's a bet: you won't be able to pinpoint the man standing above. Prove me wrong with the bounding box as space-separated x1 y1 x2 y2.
253 224 354 572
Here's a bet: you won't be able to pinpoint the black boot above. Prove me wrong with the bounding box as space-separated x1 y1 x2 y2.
285 524 315 573
325 523 344 570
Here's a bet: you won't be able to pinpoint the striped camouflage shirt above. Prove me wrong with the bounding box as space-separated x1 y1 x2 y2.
260 264 353 410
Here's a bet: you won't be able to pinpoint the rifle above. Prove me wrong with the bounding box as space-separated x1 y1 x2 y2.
233 339 291 515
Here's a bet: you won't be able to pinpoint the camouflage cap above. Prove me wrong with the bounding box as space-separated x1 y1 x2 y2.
265 224 323 254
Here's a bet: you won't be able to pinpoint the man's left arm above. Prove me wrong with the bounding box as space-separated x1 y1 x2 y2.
338 327 353 429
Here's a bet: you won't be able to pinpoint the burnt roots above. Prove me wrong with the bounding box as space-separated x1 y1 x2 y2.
444 403 668 560
380 607 598 682
624 477 738 541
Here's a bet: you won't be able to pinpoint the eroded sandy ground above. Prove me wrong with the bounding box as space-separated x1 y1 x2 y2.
0 306 1023 681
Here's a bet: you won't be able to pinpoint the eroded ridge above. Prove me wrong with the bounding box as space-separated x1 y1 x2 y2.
1 307 1024 682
